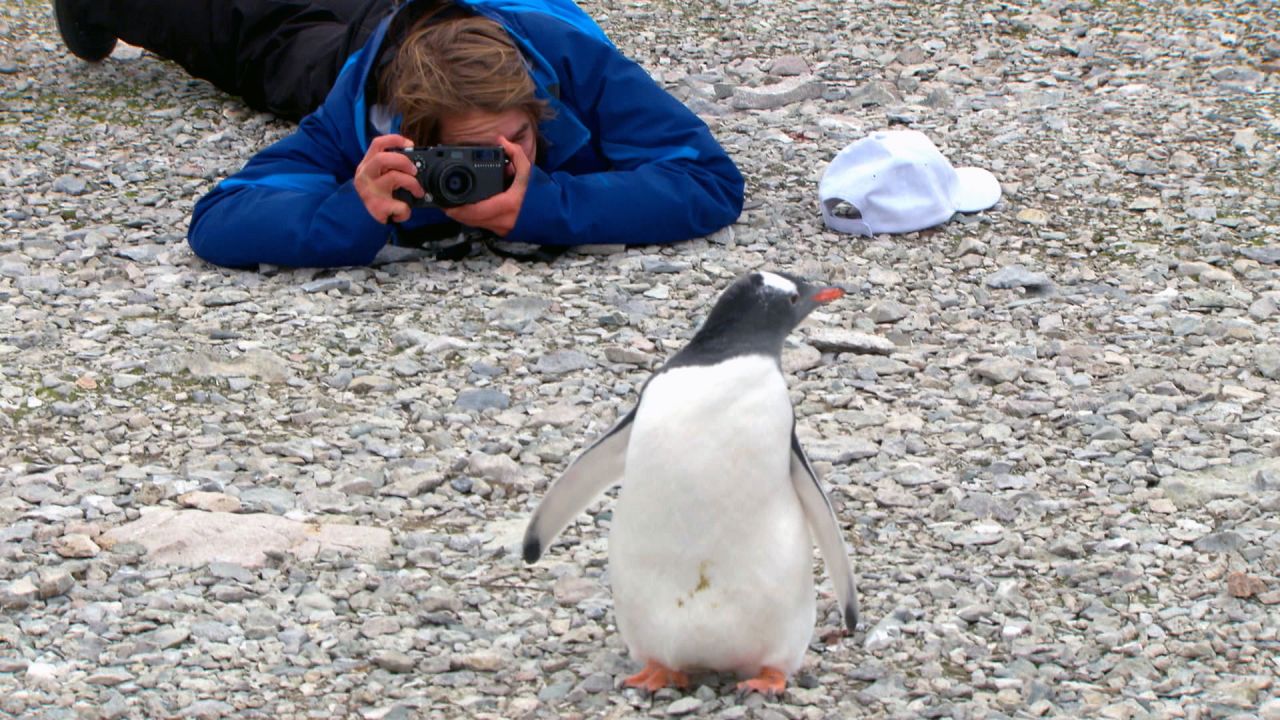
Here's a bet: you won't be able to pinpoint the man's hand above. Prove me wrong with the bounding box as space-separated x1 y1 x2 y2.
444 136 531 237
354 134 422 224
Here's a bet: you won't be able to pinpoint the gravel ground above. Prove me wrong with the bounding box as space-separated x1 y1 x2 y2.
2 0 1280 718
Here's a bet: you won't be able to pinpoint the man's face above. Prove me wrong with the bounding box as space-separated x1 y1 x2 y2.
439 108 537 173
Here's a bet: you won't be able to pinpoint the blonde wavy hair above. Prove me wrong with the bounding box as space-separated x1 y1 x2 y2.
382 13 549 146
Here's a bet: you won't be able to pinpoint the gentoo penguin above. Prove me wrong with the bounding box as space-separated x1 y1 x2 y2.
523 270 859 694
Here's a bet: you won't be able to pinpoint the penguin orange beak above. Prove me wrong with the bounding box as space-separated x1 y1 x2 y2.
812 287 844 304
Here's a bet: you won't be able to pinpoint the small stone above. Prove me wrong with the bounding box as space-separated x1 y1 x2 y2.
149 627 191 649
201 290 250 307
666 697 704 716
361 616 401 638
768 55 809 76
52 175 89 195
640 258 689 273
1226 572 1266 599
1016 208 1050 225
957 604 993 623
178 491 242 513
527 403 585 428
1194 531 1245 553
1124 158 1166 175
974 358 1022 384
25 662 61 687
86 667 134 686
490 296 552 329
301 277 351 294
1186 205 1217 221
54 533 100 558
372 650 416 673
867 267 901 286
1 577 38 609
454 650 507 672
604 346 653 365
864 612 905 651
533 350 594 375
986 265 1053 292
99 692 129 720
849 81 899 107
1232 128 1258 153
349 375 395 393
455 388 510 411
36 568 74 599
553 576 599 606
807 329 895 355
468 452 522 486
869 300 908 324
1257 347 1280 380
178 700 235 719
112 374 144 389
730 75 824 110
782 343 822 373
1242 246 1280 265
580 672 613 693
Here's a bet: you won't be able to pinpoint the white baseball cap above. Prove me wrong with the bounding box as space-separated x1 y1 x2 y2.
818 130 1002 236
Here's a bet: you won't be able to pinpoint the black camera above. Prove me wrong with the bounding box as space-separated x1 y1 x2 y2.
391 145 509 209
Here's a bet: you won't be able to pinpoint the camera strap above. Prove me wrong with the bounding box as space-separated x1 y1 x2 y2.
391 223 567 263
481 237 568 264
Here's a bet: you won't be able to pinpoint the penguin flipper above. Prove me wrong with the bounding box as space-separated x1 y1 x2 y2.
789 431 859 630
522 406 637 564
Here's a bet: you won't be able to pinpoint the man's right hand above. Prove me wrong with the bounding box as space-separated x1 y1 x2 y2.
354 134 422 224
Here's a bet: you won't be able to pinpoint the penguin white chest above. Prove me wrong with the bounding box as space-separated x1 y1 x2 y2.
608 355 816 676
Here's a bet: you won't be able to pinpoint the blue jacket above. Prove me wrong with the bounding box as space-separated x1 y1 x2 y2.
188 0 745 268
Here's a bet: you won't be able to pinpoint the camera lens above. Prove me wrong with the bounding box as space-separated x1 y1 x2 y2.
436 164 475 204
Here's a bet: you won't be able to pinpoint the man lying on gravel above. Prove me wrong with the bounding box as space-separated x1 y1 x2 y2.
54 0 745 267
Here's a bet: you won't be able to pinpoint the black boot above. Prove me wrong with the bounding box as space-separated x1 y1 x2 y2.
53 0 117 62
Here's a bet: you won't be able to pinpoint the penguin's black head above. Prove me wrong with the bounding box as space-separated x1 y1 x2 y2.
678 270 844 364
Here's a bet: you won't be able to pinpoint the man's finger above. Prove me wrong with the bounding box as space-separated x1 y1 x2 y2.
371 133 413 153
499 136 531 189
383 170 422 196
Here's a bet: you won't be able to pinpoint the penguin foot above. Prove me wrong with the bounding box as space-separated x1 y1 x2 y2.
623 661 689 692
737 667 787 695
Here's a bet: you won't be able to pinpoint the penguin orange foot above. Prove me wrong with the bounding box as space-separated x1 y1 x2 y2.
737 667 787 695
624 661 690 692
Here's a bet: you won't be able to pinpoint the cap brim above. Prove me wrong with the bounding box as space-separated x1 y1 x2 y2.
951 167 1002 213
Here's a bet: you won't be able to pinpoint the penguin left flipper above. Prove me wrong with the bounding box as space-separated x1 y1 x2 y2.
522 406 637 563
789 430 859 631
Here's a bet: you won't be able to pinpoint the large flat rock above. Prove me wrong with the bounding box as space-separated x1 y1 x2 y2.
98 508 393 568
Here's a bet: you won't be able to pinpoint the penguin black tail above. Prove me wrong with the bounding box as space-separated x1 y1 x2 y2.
844 602 859 632
522 530 542 564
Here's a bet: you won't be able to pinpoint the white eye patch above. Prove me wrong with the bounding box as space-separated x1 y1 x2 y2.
758 271 798 296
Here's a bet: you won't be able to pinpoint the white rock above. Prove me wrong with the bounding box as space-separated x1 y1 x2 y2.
98 508 392 568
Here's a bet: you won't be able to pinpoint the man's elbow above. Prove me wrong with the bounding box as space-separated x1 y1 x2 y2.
187 215 249 269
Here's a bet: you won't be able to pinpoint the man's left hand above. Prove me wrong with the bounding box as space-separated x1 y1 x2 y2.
443 136 530 237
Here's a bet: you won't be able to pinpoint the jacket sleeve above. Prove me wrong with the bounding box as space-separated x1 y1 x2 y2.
186 55 392 269
504 24 744 247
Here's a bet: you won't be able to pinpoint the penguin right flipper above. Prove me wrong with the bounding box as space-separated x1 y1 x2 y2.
789 431 859 631
522 406 637 564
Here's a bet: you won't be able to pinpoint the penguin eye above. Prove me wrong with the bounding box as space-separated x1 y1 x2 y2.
788 292 799 305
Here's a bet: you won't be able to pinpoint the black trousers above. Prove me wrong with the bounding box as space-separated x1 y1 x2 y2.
87 0 396 121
